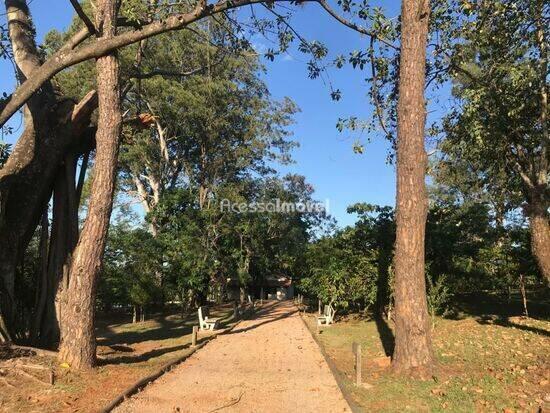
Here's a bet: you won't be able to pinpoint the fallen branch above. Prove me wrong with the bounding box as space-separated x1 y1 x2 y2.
14 369 51 386
208 391 245 412
0 362 46 370
12 362 50 371
8 344 58 358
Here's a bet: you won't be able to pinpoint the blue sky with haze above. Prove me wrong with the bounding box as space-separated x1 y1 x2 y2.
0 0 421 228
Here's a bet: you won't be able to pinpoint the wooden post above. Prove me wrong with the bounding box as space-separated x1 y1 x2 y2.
233 301 239 318
353 342 362 386
260 287 264 305
318 299 322 315
191 325 198 347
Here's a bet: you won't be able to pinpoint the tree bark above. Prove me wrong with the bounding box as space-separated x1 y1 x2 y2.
58 0 122 369
30 212 49 344
39 153 89 348
528 204 550 285
391 0 434 377
519 274 528 318
529 0 550 285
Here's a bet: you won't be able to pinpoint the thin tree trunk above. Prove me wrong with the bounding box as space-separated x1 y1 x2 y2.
391 0 434 376
33 152 88 349
30 212 49 344
519 274 528 318
43 168 71 348
58 0 121 369
132 305 139 323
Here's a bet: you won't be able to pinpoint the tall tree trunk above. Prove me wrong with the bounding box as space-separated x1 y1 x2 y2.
391 0 434 376
528 0 550 285
528 203 550 285
58 0 121 369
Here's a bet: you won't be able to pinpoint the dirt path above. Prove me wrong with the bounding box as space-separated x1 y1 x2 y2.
114 301 350 413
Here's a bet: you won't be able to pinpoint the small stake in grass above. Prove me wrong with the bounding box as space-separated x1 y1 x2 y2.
353 342 362 386
192 326 198 347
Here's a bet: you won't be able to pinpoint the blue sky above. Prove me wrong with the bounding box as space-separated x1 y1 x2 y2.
0 1 408 228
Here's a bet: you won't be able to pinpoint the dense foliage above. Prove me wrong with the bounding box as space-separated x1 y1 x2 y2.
300 197 542 317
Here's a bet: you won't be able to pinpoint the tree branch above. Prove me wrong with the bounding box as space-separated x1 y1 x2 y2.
6 0 42 78
315 0 398 50
369 36 392 138
0 0 396 127
129 67 206 79
69 0 97 35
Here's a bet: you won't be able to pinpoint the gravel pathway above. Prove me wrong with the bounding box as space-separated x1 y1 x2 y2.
114 300 350 413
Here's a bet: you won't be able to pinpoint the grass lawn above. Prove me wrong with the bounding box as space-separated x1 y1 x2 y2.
0 304 238 413
302 296 550 412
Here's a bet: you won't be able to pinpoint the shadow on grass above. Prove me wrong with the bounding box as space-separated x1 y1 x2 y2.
97 313 237 366
97 305 234 347
453 291 550 321
476 315 550 337
374 316 395 357
98 333 218 366
97 316 196 347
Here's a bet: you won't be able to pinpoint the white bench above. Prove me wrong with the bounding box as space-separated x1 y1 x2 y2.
317 303 336 326
198 306 220 331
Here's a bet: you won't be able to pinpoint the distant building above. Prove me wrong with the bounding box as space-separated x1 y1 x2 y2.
263 275 294 301
225 274 294 301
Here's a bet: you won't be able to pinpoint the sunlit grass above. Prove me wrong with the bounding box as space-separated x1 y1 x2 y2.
304 312 549 412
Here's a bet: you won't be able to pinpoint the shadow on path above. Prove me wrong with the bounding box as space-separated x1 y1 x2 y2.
224 301 298 336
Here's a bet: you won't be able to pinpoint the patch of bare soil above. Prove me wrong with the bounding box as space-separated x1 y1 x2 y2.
0 304 235 413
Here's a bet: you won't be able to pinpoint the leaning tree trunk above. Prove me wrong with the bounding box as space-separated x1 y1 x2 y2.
391 0 434 376
58 0 122 369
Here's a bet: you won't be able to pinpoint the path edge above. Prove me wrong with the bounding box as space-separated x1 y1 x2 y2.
100 305 255 413
297 305 362 413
